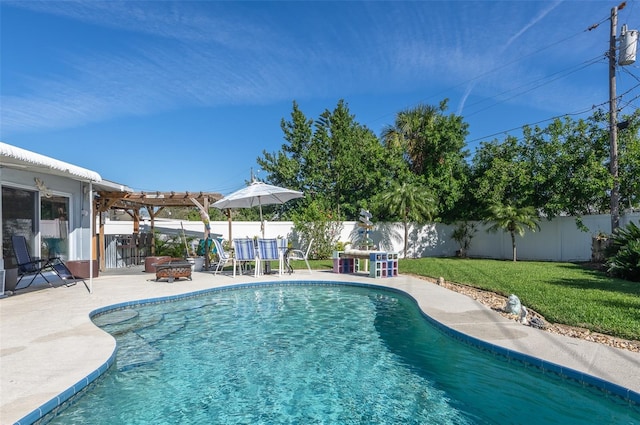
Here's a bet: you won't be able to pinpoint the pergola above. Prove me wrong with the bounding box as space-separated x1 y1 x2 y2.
94 190 223 270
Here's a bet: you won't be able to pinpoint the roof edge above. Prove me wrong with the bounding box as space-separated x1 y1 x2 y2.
0 142 102 182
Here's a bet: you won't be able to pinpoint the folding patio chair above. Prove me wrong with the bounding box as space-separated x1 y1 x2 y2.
287 238 313 274
51 261 89 291
257 238 282 276
11 235 56 288
211 238 232 275
11 235 87 290
233 238 259 277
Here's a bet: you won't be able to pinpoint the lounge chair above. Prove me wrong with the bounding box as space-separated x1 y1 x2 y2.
257 238 282 276
288 238 313 274
211 238 232 275
233 238 259 277
51 261 89 291
11 235 88 290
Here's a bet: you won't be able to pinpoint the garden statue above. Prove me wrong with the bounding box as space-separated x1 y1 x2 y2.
358 209 374 249
505 294 522 315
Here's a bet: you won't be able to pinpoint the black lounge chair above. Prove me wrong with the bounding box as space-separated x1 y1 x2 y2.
11 235 88 291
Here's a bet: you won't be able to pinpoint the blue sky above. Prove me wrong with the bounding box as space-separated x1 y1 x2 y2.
2 1 639 195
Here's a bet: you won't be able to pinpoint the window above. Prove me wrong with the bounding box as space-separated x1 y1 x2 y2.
41 196 70 260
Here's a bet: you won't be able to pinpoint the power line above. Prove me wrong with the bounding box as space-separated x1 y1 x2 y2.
468 24 639 149
459 19 607 90
586 12 614 32
370 5 638 151
617 81 640 99
463 56 606 118
466 97 615 145
370 15 602 126
620 66 640 83
466 28 640 142
463 55 605 112
617 82 640 114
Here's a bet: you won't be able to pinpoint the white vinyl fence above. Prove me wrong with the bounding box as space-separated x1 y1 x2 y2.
397 213 639 261
102 213 640 265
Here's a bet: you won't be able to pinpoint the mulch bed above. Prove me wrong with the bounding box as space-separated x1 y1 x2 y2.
413 275 640 353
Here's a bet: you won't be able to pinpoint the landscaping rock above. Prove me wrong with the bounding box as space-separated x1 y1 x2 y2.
416 275 640 353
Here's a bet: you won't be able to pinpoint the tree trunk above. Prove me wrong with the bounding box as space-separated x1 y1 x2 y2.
403 221 408 258
511 231 517 262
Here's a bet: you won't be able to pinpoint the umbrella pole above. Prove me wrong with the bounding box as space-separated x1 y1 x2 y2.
259 202 264 238
227 208 232 242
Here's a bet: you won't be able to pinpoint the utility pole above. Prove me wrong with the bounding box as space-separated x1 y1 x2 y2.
608 2 624 233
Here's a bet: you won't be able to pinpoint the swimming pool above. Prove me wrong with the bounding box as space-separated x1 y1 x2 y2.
43 283 639 424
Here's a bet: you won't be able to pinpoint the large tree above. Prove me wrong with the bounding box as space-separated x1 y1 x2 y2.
469 136 533 216
257 100 405 221
381 99 470 222
615 109 640 211
258 100 313 192
469 111 637 226
522 116 611 218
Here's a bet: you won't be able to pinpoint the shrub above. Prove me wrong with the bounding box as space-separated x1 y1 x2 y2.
154 232 196 258
606 221 640 282
451 221 478 258
291 200 343 259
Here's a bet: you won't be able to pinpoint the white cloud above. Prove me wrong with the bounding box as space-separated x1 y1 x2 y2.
1 1 615 136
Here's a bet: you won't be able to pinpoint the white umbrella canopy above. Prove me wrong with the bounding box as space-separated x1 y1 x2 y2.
212 181 303 238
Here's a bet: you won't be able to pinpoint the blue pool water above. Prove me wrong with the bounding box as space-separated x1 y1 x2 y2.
47 283 639 424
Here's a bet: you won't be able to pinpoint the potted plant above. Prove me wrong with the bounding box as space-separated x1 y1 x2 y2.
183 240 204 272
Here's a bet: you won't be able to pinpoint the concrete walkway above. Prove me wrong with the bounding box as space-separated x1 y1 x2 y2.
1 268 639 424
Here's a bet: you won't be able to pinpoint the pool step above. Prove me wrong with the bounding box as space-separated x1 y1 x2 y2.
115 332 163 371
136 313 187 343
92 310 139 330
97 312 163 337
114 313 189 371
99 302 217 371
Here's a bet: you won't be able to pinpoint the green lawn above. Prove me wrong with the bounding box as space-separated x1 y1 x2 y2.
303 258 640 341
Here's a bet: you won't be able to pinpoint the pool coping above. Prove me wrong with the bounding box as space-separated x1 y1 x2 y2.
2 270 639 424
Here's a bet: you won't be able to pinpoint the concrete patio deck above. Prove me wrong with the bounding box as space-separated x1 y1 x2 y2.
1 267 639 424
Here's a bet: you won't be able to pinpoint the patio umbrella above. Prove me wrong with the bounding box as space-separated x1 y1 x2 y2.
212 181 303 239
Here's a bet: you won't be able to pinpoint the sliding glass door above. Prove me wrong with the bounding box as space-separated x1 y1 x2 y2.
2 187 37 267
2 187 71 267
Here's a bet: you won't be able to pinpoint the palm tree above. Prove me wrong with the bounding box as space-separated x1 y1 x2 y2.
379 181 435 257
381 104 439 175
484 204 540 262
